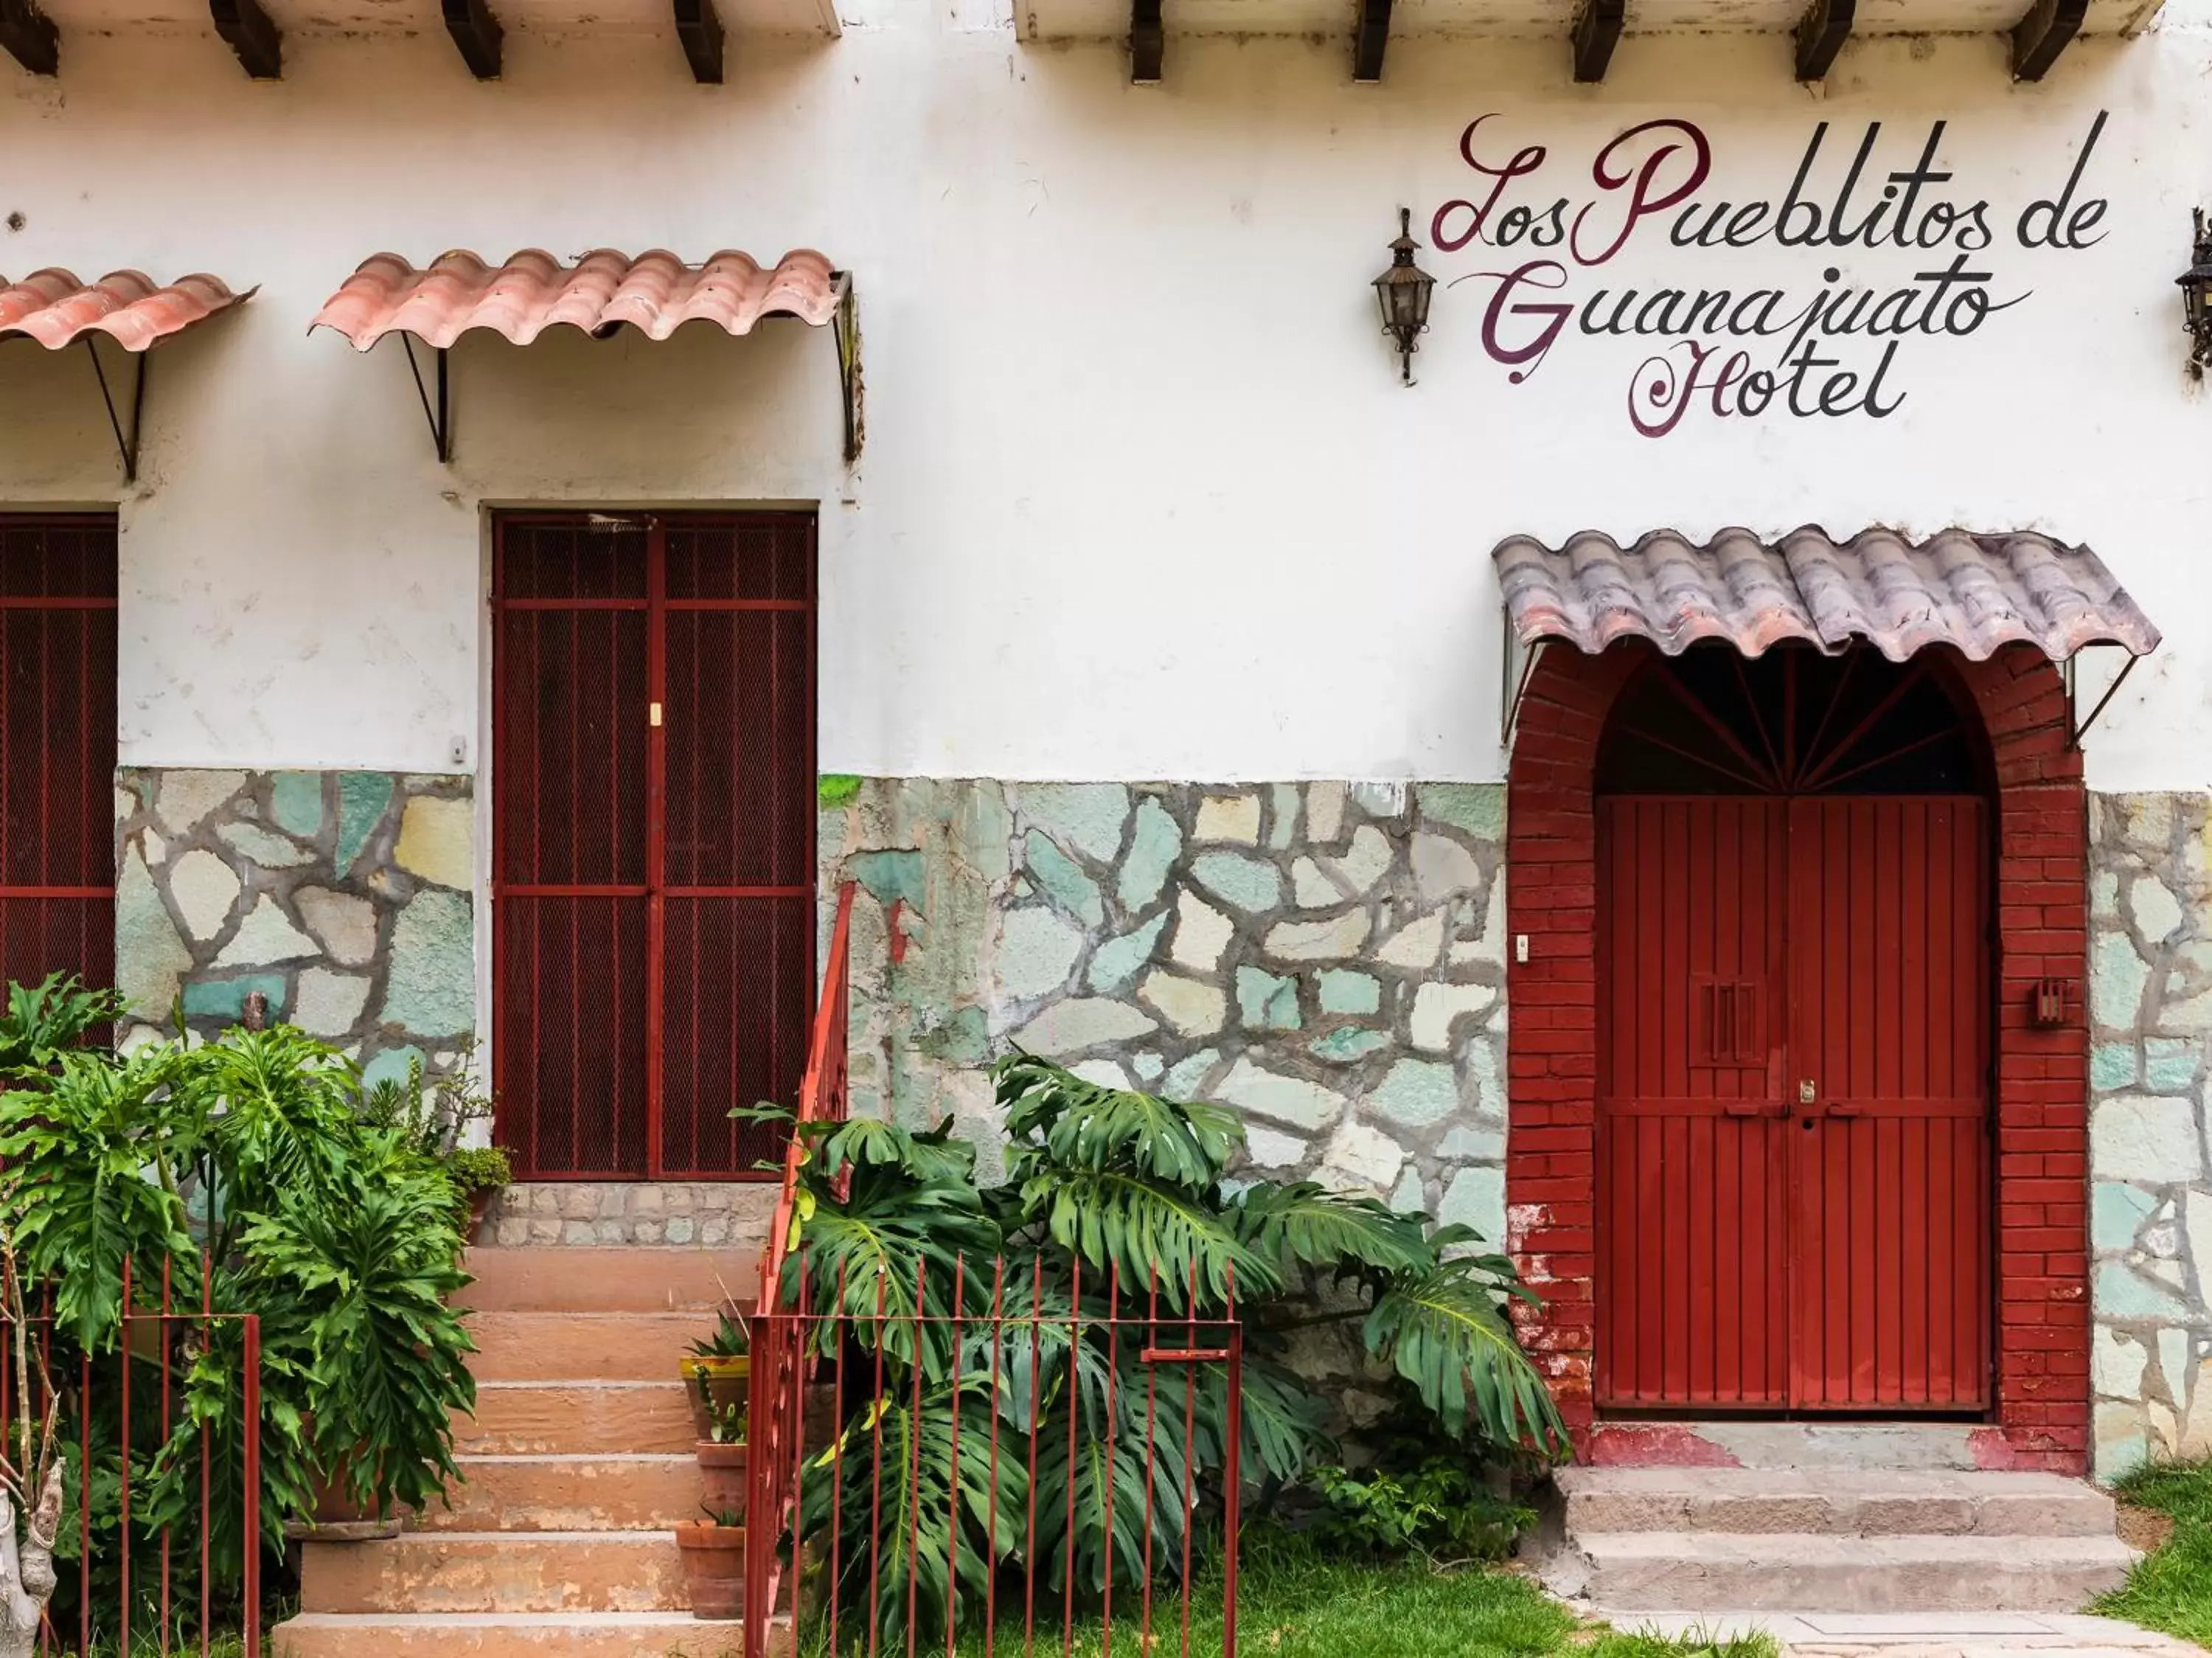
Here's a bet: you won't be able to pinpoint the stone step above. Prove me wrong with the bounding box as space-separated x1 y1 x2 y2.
1557 1468 2118 1539
1571 1532 2138 1614
1586 1420 1990 1471
299 1531 689 1615
458 1248 758 1316
417 1456 703 1533
456 1383 700 1456
467 1313 719 1383
481 1182 778 1254
271 1610 745 1657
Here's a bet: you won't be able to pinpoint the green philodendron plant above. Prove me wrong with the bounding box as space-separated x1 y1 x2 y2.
0 977 477 1616
766 1053 1566 1648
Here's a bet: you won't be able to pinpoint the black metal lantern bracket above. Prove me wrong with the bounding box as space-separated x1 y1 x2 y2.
2180 207 2212 379
1372 207 1438 386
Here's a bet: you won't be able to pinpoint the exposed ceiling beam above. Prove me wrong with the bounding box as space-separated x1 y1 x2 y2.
674 0 725 81
1352 0 1391 82
1130 0 1162 83
442 0 503 77
1571 0 1622 83
209 0 280 76
2011 0 2087 79
1795 0 1853 80
0 0 58 75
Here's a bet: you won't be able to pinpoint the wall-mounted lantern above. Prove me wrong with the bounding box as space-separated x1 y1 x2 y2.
1372 208 1437 386
2181 208 2212 378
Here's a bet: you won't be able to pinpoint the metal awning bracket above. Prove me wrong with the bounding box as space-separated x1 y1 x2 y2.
2065 645 2141 750
832 272 863 466
1500 609 1545 751
82 334 147 484
394 334 451 465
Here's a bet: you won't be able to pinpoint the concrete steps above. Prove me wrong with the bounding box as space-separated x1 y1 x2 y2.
1549 1467 2138 1616
274 1237 759 1658
457 1382 698 1457
300 1532 689 1614
272 1610 743 1657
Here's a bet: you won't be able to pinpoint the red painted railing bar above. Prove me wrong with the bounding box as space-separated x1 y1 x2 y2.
1101 1260 1119 1658
828 1260 849 1658
1178 1259 1198 1658
787 1255 807 1658
983 1258 1006 1658
1023 1254 1043 1658
120 1260 133 1658
161 1258 173 1658
904 1255 927 1658
200 1260 212 1658
1141 1263 1161 1658
78 1347 89 1657
1223 1264 1242 1658
867 1272 888 1658
1060 1256 1079 1658
243 1314 262 1658
944 1257 967 1658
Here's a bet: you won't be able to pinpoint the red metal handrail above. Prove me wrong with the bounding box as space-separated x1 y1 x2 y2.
745 878 855 1657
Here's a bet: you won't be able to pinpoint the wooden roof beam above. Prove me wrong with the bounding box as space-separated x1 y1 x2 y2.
675 0 725 80
1353 0 1391 81
1571 0 1622 83
2011 0 2087 79
1130 0 1162 83
1795 0 1853 80
442 0 503 76
0 0 58 75
209 0 280 76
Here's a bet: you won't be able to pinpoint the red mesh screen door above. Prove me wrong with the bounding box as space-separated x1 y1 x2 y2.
493 513 814 1180
0 516 116 999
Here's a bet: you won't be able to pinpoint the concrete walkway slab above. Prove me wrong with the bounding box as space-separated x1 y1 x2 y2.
1609 1609 2205 1657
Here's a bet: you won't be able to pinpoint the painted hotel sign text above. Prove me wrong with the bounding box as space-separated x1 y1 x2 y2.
1433 112 2111 437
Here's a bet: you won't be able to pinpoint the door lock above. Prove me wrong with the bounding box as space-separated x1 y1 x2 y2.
1797 1079 1817 1104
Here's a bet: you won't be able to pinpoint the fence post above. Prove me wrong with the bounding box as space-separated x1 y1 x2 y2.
243 1315 262 1658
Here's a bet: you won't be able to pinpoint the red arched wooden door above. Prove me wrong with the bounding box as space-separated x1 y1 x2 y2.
1593 645 1992 1412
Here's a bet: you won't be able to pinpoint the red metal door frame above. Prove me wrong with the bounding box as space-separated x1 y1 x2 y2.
0 513 118 1005
490 510 816 1180
1595 791 1993 1414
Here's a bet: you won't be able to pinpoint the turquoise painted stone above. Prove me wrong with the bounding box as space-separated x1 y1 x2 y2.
218 822 315 869
849 850 927 915
1236 966 1300 1030
1318 969 1381 1016
1162 1047 1220 1099
2096 1260 2189 1321
1189 852 1281 915
271 773 326 840
2090 1043 2138 1092
1369 1059 1457 1128
1311 1028 1387 1063
1438 1166 1504 1237
335 773 393 875
917 1005 990 1066
1417 784 1505 842
363 1045 425 1091
2091 1182 2157 1252
183 974 288 1021
1266 783 1300 851
1017 784 1130 863
2143 1038 2199 1094
1118 799 1183 913
1088 913 1168 994
1025 832 1104 926
380 889 476 1037
2093 933 2149 1030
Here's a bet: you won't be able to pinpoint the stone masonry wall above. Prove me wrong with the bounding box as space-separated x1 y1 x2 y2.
116 769 476 1088
2090 792 2212 1477
815 780 1508 1239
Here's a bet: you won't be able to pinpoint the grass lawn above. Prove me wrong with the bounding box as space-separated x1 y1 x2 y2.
2095 1456 2212 1647
773 1534 1774 1658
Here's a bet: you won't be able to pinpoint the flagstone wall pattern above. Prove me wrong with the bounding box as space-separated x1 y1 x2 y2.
815 780 1510 1244
2090 792 2212 1477
115 768 476 1089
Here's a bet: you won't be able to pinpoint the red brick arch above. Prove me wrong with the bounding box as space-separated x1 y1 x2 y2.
1503 639 2090 1472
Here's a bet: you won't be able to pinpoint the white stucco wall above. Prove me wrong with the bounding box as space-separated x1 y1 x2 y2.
3 15 2211 785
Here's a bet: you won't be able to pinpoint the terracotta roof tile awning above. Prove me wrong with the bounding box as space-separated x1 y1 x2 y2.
0 270 252 351
1493 527 2160 665
309 248 844 350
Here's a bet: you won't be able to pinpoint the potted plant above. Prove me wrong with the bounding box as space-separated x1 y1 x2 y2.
695 1391 748 1518
446 1143 513 1241
360 1040 510 1246
681 1303 751 1443
675 1505 746 1620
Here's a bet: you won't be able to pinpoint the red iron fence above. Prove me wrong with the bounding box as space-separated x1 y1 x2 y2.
745 1257 1244 1658
2 1263 262 1658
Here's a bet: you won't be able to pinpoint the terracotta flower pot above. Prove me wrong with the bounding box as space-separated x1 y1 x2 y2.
682 1355 751 1441
465 1186 501 1242
675 1519 746 1620
696 1440 749 1519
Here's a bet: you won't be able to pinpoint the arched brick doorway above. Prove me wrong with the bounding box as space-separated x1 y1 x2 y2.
1504 637 2091 1473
